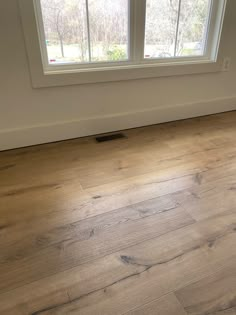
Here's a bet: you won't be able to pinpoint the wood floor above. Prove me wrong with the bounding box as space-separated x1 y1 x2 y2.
0 112 236 315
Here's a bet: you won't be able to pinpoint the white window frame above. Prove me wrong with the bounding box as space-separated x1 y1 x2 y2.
19 0 227 88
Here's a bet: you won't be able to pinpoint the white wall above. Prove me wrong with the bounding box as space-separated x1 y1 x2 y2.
0 0 236 150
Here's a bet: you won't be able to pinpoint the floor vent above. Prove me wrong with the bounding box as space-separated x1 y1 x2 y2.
95 133 126 143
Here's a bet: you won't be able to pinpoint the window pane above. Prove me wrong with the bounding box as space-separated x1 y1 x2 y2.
144 0 179 59
176 0 211 57
88 0 129 62
144 0 211 59
40 0 89 65
40 0 129 65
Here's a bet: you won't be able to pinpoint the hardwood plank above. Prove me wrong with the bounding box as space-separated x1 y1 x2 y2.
0 210 235 315
0 204 194 293
124 294 187 315
175 260 236 315
0 195 176 264
174 188 236 222
173 163 236 221
77 141 236 189
0 168 199 245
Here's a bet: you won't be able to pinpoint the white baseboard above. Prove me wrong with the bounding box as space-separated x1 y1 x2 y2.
1 96 236 151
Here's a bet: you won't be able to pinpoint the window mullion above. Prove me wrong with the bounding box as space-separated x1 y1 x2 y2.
131 0 146 63
129 0 135 62
85 0 92 62
202 0 213 56
174 0 182 57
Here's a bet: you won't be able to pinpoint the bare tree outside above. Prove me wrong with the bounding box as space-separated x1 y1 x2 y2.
41 0 71 58
89 0 128 61
40 0 211 64
67 0 89 62
176 0 210 56
145 0 179 58
145 0 210 58
40 0 128 64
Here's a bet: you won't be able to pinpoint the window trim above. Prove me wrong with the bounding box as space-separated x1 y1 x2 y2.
19 0 227 88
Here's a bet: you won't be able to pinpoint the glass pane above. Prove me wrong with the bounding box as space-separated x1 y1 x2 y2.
88 0 129 62
40 0 89 65
176 0 211 56
144 0 179 59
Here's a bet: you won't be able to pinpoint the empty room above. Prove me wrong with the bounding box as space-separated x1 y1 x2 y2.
0 0 236 314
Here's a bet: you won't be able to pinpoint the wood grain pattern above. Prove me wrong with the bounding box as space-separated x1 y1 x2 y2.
33 212 236 315
172 160 236 221
0 195 176 263
0 210 235 315
0 205 194 293
175 259 236 315
0 112 236 314
124 294 187 315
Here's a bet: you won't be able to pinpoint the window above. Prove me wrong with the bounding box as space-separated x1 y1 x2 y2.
19 0 227 86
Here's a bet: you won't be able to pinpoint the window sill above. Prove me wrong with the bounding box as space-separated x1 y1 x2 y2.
29 58 223 88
